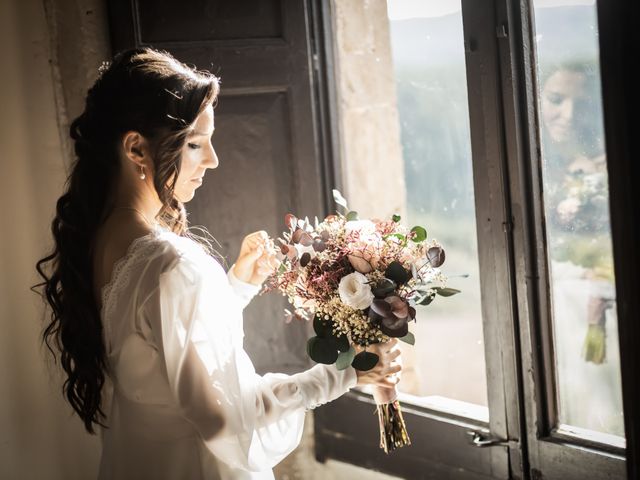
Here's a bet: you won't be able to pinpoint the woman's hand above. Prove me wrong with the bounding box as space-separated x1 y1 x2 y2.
354 338 402 389
232 231 280 286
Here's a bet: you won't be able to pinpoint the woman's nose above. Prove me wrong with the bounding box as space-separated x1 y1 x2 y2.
204 145 219 169
559 99 575 122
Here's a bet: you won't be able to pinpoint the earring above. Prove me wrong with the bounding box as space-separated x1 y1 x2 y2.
139 165 146 180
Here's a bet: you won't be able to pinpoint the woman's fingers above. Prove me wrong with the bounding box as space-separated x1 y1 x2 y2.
249 231 269 248
370 338 399 355
240 231 271 257
386 338 400 351
385 364 402 376
255 251 280 276
377 377 400 388
386 348 402 361
352 339 405 388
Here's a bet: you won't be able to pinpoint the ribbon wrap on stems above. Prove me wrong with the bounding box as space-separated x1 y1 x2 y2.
372 385 411 453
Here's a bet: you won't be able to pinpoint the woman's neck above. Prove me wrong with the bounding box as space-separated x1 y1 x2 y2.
109 172 164 226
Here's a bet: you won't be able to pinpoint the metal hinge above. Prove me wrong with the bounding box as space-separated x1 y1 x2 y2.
466 430 509 447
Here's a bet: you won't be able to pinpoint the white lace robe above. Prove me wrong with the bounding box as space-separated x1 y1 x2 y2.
97 225 357 479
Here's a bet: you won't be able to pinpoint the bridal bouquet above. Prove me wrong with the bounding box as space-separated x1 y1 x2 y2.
262 190 459 452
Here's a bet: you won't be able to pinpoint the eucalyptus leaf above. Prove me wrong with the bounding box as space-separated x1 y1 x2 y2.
313 316 333 338
416 291 436 305
372 278 397 298
371 298 392 316
399 332 415 345
312 238 326 252
284 213 297 230
346 211 359 221
410 226 427 242
333 333 350 352
392 214 401 222
385 261 410 285
351 351 380 371
332 189 349 211
307 337 339 364
427 246 446 267
435 287 461 297
336 345 356 370
380 320 409 338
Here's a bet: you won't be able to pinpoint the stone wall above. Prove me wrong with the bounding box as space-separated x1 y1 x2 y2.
331 0 407 220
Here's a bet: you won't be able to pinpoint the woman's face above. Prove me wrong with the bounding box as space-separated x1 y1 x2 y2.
541 69 587 144
174 103 218 203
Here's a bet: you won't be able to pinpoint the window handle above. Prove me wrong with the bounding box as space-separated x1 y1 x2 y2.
466 430 509 448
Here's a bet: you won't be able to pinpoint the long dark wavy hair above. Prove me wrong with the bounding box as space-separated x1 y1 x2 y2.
31 46 221 434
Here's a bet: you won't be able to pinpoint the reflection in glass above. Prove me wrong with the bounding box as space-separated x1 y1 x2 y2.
387 0 488 411
533 0 624 442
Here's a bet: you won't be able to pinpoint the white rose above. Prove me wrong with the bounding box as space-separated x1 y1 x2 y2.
345 219 377 239
338 272 374 310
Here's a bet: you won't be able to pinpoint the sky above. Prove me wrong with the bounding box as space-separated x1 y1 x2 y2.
386 0 596 21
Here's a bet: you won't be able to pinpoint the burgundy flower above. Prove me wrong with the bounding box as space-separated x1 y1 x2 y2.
368 295 414 337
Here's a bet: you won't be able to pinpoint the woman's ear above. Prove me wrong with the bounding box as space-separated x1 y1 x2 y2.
121 131 148 167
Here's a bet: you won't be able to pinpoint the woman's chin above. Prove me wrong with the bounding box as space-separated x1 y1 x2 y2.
176 189 197 204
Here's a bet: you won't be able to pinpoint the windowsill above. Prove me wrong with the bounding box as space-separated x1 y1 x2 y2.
354 385 489 423
555 423 626 451
398 393 490 423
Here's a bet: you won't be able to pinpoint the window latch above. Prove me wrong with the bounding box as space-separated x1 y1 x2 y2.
466 430 509 448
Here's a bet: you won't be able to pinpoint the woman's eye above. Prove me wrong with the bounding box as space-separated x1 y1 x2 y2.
188 143 201 150
547 93 564 105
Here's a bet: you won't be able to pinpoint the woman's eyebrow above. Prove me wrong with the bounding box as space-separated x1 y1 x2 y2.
189 129 215 137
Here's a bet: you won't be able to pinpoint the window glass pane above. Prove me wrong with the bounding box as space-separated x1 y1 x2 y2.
386 0 488 410
532 0 625 442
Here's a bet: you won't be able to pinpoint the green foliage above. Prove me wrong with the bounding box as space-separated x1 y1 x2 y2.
307 337 339 364
313 315 333 337
583 324 606 364
332 189 349 211
435 287 461 297
399 332 415 345
352 351 380 371
410 226 427 242
336 345 356 370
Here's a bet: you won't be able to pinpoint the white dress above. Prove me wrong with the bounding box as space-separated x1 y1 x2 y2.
97 224 357 479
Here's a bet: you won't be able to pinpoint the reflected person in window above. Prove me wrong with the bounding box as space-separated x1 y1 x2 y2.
540 63 609 233
538 61 622 436
32 46 402 479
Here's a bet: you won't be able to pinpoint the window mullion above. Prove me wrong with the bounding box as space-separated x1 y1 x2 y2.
461 0 525 477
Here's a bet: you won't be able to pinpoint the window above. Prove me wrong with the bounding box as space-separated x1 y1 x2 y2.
387 1 488 414
314 1 628 478
533 0 624 445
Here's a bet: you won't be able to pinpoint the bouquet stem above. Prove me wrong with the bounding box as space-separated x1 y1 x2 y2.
376 400 411 453
373 386 411 453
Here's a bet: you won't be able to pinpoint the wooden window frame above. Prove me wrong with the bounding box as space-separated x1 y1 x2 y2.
313 1 518 478
313 0 638 478
494 0 626 478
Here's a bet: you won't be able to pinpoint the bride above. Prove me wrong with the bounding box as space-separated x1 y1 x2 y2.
33 47 402 479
